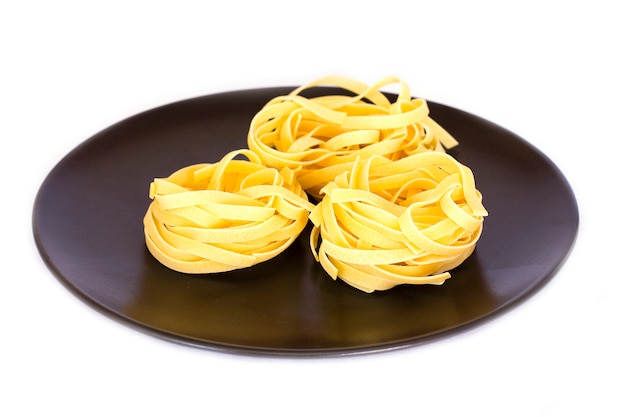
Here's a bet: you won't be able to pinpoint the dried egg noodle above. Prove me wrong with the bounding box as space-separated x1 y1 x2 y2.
248 76 459 199
143 150 315 273
309 152 487 293
143 76 487 293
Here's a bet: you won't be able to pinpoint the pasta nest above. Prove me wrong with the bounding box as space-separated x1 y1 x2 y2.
143 150 316 274
309 151 488 293
248 76 459 199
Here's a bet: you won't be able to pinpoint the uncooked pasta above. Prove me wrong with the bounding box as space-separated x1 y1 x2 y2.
247 75 459 199
309 151 487 292
144 149 315 273
144 76 487 294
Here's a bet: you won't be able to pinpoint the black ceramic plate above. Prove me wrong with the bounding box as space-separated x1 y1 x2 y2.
33 87 578 356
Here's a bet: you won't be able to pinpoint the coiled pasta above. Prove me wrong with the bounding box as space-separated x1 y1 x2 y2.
143 76 487 293
144 149 315 274
309 151 487 293
248 75 459 199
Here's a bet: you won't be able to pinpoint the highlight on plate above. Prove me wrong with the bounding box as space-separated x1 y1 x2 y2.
142 75 487 292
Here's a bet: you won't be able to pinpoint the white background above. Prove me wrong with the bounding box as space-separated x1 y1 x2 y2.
2 1 624 416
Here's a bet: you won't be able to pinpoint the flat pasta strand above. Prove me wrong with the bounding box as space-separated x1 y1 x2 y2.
247 76 459 199
309 152 487 293
143 76 488 294
144 149 315 273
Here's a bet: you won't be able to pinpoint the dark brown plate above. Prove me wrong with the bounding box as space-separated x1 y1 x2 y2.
32 87 578 356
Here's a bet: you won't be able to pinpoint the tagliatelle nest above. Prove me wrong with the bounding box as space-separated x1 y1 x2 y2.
247 75 459 199
143 149 315 274
309 151 488 293
143 76 488 293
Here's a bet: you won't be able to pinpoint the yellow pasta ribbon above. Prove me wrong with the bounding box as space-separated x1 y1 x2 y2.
309 152 487 293
143 76 488 293
144 149 315 274
248 75 459 199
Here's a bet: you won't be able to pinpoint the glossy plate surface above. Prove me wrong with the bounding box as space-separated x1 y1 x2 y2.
33 87 578 356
